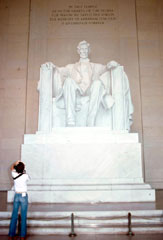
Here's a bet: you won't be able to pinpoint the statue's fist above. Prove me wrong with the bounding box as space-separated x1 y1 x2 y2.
41 62 56 70
107 60 119 70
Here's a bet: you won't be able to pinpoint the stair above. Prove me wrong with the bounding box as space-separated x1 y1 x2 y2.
1 209 163 235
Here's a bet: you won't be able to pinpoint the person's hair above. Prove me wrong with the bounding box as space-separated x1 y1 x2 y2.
77 40 90 51
14 162 25 173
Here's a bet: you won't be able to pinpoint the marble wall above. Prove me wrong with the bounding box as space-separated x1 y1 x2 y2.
0 0 163 189
136 0 163 188
0 0 30 189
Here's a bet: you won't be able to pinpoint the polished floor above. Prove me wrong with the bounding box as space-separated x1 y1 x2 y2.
1 190 163 212
0 234 163 240
1 191 163 239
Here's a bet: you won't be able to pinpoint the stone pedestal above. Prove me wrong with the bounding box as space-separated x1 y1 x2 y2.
7 128 155 203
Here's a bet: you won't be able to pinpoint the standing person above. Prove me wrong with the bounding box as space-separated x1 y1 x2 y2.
8 161 30 240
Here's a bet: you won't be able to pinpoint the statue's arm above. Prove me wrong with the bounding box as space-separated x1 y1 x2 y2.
99 65 108 77
91 63 107 81
94 61 120 81
37 62 70 98
58 65 71 82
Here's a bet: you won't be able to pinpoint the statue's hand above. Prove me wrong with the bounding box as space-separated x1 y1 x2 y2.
107 60 119 70
41 62 56 70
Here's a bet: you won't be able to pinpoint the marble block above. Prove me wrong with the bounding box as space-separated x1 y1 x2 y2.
7 128 155 203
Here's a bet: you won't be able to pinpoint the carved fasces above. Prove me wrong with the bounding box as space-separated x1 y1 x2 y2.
110 66 133 131
38 62 54 132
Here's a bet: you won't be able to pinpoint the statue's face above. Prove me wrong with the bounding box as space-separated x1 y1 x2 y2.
78 44 89 59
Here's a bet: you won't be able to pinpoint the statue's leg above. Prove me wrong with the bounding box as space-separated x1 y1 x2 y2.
63 78 80 126
87 80 105 126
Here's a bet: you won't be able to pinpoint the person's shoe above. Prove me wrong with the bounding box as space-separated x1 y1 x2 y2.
8 237 13 240
8 237 20 240
8 236 17 240
8 237 18 240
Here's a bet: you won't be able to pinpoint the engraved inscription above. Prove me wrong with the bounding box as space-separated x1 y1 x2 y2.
49 4 116 25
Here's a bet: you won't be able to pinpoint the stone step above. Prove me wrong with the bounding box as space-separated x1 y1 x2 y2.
1 226 163 235
8 187 155 203
1 210 163 235
1 217 162 226
26 183 152 190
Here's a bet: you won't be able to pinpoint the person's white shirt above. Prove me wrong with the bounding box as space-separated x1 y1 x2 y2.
12 170 30 193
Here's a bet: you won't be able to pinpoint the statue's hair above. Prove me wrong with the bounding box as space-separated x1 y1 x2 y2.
77 40 90 51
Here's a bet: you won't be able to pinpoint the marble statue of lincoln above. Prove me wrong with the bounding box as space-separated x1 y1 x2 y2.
38 40 133 130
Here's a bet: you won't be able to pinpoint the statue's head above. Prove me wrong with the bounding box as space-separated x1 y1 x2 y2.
77 40 90 59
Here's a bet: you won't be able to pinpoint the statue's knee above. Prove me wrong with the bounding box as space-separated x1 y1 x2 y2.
91 80 102 89
63 78 75 90
64 77 73 85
